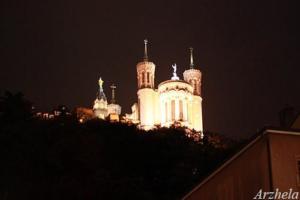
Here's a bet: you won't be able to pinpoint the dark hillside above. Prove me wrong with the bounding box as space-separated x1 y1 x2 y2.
0 92 241 200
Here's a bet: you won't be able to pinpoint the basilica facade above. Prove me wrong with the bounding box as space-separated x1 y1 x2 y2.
126 40 203 134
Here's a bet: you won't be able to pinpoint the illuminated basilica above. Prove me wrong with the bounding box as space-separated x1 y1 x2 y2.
126 40 203 134
85 40 203 135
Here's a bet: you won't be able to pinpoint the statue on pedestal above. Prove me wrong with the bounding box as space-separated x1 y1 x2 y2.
171 64 179 80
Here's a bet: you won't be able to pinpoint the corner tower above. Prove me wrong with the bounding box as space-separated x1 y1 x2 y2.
183 48 202 96
136 39 155 89
137 40 159 130
183 48 203 134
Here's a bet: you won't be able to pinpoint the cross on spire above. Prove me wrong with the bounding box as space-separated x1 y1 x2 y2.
144 39 148 61
110 84 116 104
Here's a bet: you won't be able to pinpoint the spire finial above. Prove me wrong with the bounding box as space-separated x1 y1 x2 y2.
110 84 116 104
189 47 194 69
98 77 104 91
144 39 148 61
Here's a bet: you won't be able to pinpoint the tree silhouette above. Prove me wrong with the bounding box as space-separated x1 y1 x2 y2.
0 93 241 200
0 91 33 123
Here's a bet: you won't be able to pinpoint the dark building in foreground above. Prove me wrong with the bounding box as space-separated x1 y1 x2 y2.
292 114 300 130
183 129 300 200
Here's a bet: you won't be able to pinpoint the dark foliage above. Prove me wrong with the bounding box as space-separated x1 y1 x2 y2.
0 93 242 200
0 91 33 123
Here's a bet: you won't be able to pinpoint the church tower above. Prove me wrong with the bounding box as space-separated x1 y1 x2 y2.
93 77 108 119
183 48 202 96
107 84 122 122
137 40 159 130
183 48 203 133
136 39 155 89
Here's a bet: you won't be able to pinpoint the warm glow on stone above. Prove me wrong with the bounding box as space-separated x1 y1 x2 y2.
126 42 203 134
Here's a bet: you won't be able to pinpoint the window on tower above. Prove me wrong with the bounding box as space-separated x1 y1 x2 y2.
147 72 150 84
193 80 197 94
142 72 145 85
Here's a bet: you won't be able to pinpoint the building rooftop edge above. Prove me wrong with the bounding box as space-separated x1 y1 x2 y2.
182 127 300 200
158 79 191 87
136 61 155 66
183 68 202 73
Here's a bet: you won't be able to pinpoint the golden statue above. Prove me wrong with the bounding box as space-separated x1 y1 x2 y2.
98 77 104 90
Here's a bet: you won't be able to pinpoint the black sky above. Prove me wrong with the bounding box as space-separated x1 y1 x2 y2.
1 0 299 138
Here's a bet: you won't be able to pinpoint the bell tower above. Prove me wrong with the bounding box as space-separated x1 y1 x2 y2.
136 39 157 130
183 48 203 134
183 47 202 96
136 39 155 89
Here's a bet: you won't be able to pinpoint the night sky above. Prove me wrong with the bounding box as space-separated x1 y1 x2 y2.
1 0 299 138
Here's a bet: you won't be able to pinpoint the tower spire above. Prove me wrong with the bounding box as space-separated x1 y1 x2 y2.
110 84 116 104
96 77 107 101
144 39 148 61
189 47 194 69
98 77 104 92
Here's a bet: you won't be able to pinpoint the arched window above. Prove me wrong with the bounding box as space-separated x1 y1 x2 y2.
142 72 145 85
193 80 197 94
171 100 175 121
165 101 168 122
147 72 150 84
179 100 183 120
